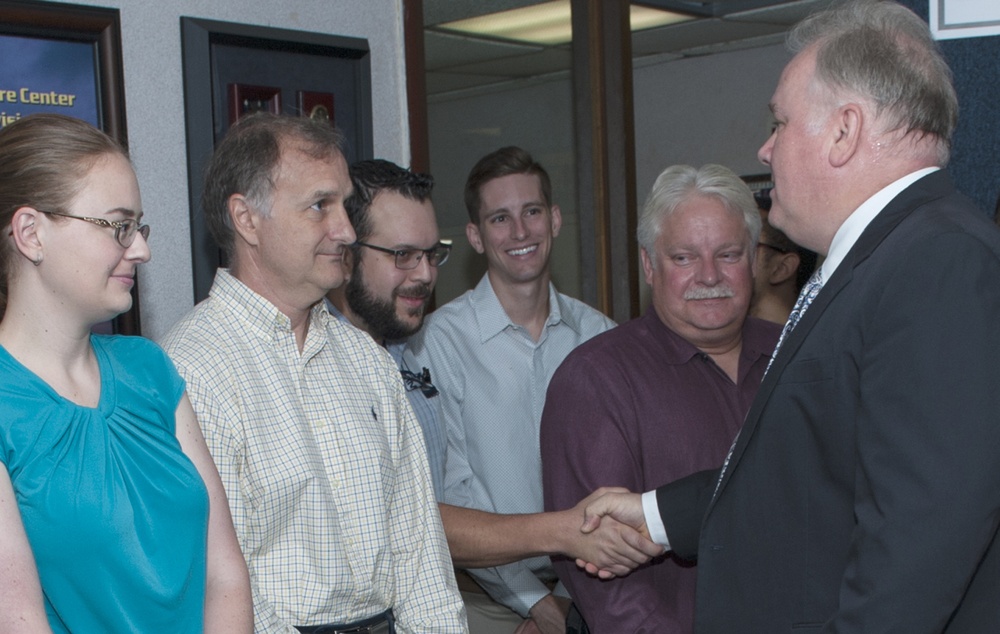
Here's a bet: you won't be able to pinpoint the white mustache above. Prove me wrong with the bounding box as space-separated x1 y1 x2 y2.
684 285 735 300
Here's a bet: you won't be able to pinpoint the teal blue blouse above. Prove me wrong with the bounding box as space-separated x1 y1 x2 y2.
0 335 208 633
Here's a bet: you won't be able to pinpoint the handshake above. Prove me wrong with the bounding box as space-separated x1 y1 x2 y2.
567 488 662 579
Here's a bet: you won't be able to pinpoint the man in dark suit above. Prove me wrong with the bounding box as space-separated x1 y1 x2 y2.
578 1 1000 631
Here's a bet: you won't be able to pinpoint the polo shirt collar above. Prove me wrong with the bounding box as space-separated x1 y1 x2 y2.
643 306 774 370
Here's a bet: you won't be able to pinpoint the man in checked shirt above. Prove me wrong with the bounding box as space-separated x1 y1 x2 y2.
162 113 466 634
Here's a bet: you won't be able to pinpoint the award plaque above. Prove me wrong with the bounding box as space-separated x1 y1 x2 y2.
297 90 335 124
228 83 281 125
182 17 373 303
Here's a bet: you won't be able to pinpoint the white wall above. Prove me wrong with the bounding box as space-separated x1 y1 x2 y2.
633 44 791 199
427 73 578 304
44 0 409 340
427 42 791 308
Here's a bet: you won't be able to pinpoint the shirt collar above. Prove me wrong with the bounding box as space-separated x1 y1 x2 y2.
470 274 579 343
212 268 331 338
325 298 348 324
642 307 701 364
821 167 939 280
645 307 776 369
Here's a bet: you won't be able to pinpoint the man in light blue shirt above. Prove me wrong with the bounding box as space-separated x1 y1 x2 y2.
407 147 615 634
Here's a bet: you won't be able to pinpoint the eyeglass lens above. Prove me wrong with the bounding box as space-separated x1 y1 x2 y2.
117 222 150 248
396 244 450 269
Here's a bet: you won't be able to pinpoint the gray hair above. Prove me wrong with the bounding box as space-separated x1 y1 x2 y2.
789 0 957 165
201 113 346 260
637 164 761 263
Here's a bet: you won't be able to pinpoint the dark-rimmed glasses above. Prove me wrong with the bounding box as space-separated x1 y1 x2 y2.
41 210 150 248
356 239 452 270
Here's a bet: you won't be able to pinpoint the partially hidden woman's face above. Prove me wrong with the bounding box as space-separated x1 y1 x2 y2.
39 152 149 323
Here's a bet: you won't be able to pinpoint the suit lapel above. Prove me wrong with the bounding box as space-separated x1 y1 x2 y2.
705 171 956 514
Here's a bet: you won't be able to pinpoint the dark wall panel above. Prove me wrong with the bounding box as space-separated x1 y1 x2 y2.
901 0 1000 216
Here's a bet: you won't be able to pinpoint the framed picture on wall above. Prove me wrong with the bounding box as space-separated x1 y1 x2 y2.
180 17 374 303
0 0 138 334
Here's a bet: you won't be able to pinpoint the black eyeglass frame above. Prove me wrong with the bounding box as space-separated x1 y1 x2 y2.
40 209 150 248
356 239 452 270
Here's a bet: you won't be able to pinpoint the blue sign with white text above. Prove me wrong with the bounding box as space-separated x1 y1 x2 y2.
0 34 100 129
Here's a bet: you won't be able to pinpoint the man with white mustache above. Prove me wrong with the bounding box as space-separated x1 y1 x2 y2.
407 146 615 634
538 164 780 634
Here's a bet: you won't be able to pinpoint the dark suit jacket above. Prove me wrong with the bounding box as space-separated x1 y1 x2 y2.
657 171 1000 633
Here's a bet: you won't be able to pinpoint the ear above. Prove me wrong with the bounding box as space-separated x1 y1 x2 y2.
828 103 863 168
549 204 562 238
640 247 655 286
769 252 800 285
10 207 44 264
466 222 484 254
228 194 260 247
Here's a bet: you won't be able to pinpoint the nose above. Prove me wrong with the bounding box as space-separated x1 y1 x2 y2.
125 231 151 263
511 216 528 240
328 203 357 245
410 251 436 284
696 257 721 286
758 133 774 166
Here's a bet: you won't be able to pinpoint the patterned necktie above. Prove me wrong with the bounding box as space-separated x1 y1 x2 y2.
714 268 825 497
765 268 824 375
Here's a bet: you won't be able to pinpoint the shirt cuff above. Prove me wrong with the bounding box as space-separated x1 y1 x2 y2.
642 489 671 549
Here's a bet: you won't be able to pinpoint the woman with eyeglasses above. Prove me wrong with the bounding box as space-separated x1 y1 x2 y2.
0 114 251 632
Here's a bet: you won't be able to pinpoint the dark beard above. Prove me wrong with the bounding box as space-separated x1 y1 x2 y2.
345 267 430 341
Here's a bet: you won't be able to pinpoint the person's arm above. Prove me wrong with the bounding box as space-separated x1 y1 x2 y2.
174 394 253 633
410 323 550 619
522 595 571 634
166 345 297 634
439 487 662 573
0 468 51 633
577 469 718 575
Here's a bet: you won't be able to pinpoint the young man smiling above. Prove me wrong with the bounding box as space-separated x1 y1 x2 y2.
407 147 615 634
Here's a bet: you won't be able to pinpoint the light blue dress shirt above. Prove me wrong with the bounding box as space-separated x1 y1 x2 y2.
406 274 615 616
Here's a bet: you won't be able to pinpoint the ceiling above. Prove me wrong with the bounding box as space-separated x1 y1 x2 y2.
423 0 836 96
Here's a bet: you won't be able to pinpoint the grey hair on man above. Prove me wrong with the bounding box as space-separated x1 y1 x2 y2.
789 0 957 165
201 113 346 260
637 164 761 265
